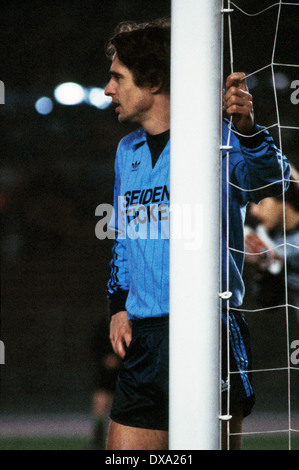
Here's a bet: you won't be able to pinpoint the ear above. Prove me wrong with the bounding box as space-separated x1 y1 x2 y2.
150 80 163 94
149 73 163 94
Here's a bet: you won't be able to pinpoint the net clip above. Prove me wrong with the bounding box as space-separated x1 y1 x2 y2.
219 291 232 300
219 414 232 421
221 9 234 14
220 145 233 151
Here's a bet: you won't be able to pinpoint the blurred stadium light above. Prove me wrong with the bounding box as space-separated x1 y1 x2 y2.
87 87 112 109
54 82 86 106
35 96 54 115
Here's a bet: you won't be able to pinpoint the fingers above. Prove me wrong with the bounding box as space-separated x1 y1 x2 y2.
224 82 253 115
111 331 130 359
109 311 132 359
224 72 254 134
226 72 248 92
111 334 130 359
110 329 132 359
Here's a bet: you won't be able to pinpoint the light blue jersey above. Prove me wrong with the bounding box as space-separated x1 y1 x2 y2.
107 121 290 320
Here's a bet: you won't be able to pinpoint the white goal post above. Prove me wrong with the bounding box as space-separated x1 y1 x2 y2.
169 0 223 450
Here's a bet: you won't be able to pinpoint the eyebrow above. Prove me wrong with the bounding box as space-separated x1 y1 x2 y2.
109 70 124 79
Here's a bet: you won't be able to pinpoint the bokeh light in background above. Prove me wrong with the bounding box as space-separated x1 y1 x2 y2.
35 97 54 115
54 82 86 106
87 87 112 109
35 84 112 116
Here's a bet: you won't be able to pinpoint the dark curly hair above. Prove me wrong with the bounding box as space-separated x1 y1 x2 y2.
105 19 171 94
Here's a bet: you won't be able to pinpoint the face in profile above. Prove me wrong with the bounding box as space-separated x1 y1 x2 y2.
105 54 155 125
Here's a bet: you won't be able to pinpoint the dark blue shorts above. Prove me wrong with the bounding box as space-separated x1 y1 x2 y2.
110 316 169 431
110 313 254 431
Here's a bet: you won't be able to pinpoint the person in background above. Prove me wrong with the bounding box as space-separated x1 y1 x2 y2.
245 166 299 312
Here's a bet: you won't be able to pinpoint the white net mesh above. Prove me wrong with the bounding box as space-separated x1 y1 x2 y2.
223 0 299 450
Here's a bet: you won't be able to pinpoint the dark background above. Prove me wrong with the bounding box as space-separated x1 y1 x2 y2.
0 0 298 417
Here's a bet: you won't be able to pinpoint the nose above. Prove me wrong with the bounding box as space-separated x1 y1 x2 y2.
105 80 114 97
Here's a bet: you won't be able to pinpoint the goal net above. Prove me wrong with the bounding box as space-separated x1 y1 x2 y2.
170 0 299 450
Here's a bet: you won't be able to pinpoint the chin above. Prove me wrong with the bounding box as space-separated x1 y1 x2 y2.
118 114 133 124
117 113 127 123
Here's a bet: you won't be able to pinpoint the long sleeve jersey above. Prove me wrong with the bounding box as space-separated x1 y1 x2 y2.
106 120 290 320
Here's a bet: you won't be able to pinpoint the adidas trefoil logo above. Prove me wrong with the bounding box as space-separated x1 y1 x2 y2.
132 161 140 171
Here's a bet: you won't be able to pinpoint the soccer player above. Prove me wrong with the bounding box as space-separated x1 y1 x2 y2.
104 19 290 450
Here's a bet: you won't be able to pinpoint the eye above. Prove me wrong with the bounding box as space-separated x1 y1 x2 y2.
111 72 122 82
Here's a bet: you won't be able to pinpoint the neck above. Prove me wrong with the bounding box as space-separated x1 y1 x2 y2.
142 94 170 135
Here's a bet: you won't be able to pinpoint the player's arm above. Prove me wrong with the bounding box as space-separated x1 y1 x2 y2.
106 143 132 358
223 72 290 202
